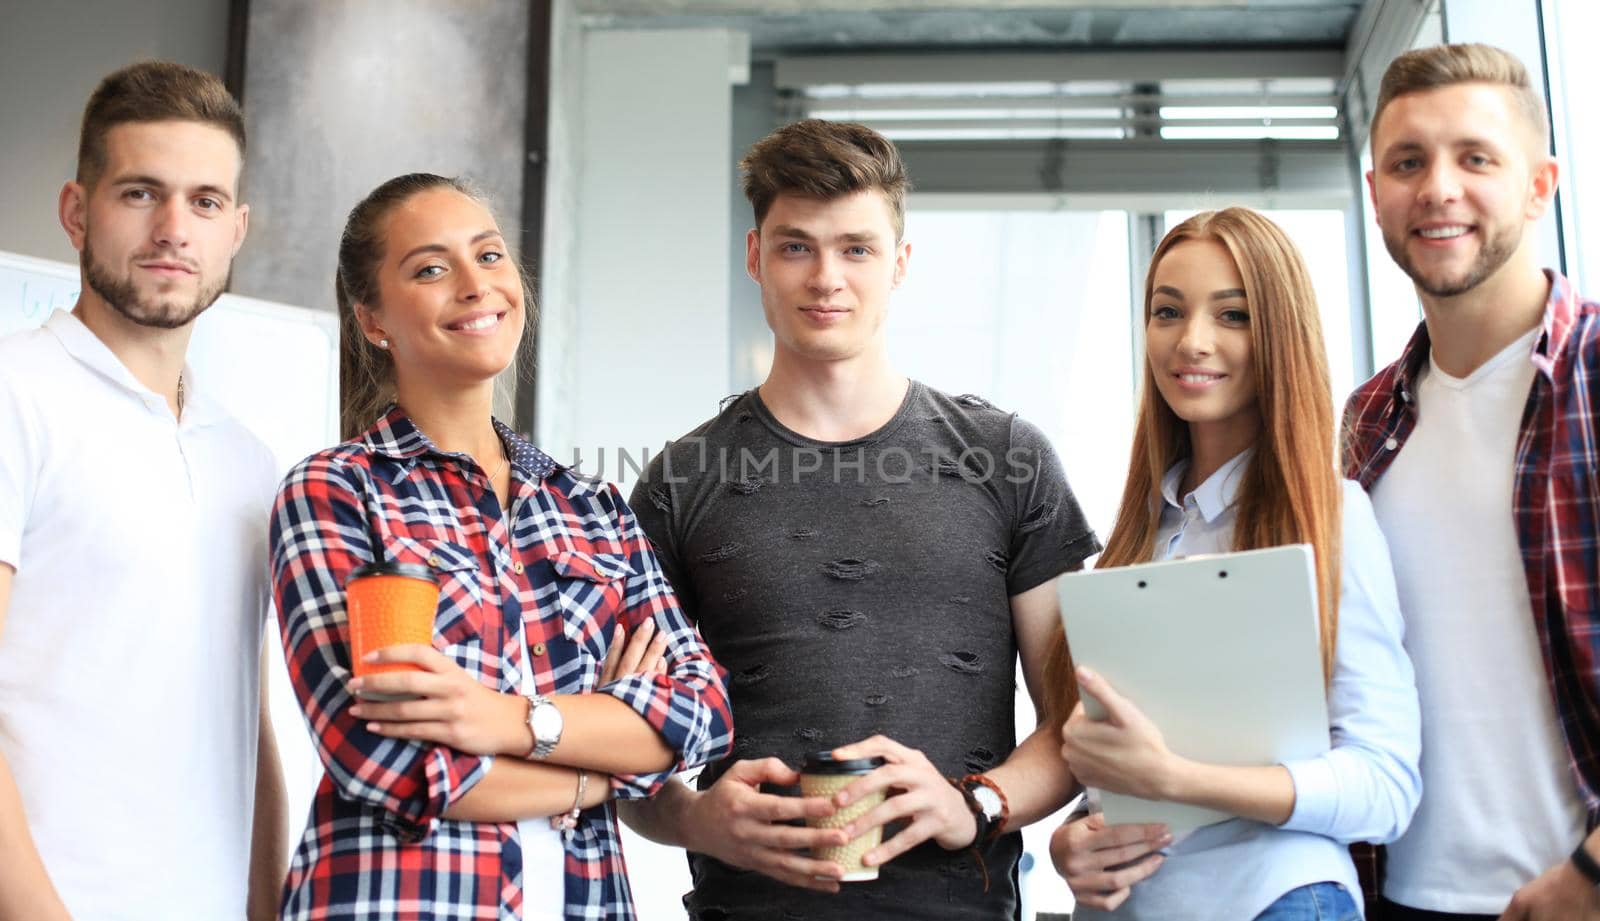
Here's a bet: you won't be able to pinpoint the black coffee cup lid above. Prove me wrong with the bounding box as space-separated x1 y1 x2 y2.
348 560 439 585
802 751 887 774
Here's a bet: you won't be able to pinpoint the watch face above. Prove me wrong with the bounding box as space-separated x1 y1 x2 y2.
532 701 564 740
972 784 1002 819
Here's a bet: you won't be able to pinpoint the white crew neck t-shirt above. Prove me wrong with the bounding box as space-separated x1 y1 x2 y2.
0 310 279 920
515 628 566 920
1371 326 1587 913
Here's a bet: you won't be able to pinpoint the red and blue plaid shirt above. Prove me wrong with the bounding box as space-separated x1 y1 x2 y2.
270 406 733 920
1342 270 1600 902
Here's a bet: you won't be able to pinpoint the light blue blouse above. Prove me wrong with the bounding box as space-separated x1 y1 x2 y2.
1076 450 1422 921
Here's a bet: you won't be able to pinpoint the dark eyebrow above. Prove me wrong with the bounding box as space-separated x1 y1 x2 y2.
838 232 881 245
1383 137 1499 154
768 224 816 242
1153 285 1245 302
109 174 235 204
397 229 502 265
1381 141 1426 156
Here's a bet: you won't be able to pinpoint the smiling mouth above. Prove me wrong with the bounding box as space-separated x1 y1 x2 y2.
1176 372 1225 383
448 312 506 332
1414 224 1472 240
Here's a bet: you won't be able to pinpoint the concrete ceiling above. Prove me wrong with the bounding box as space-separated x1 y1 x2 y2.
577 1 1366 55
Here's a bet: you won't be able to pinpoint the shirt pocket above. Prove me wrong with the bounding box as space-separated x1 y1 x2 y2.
386 535 484 647
548 549 636 661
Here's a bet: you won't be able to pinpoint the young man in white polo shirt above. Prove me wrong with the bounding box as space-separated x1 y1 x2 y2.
0 61 287 919
1346 43 1600 921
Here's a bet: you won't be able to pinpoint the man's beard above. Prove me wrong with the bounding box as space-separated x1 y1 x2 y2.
82 239 228 330
1381 218 1521 299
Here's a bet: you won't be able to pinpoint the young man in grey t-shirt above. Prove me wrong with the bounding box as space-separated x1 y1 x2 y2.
621 119 1099 919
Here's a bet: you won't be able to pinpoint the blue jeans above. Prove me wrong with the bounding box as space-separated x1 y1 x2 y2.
1254 882 1363 921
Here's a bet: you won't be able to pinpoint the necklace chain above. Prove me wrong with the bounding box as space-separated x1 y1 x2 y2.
487 442 511 513
177 373 185 413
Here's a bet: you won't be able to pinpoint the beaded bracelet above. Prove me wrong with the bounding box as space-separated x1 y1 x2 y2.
551 770 587 835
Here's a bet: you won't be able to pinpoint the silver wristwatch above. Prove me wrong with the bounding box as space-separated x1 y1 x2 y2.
970 783 1004 825
524 694 564 760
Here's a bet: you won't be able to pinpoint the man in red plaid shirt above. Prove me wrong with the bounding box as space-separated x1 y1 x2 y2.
1344 43 1600 921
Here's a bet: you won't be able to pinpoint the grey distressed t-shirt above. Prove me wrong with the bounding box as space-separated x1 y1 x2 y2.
629 381 1099 920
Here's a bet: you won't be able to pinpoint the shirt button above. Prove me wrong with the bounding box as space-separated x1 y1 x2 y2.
427 554 442 567
531 642 547 656
1384 437 1399 451
513 561 525 575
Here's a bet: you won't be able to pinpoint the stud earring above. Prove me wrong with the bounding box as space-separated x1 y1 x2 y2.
378 339 389 349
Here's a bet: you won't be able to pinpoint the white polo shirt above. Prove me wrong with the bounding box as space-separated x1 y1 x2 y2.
0 310 279 921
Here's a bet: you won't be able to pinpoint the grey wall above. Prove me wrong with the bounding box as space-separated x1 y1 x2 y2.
234 0 529 314
534 0 585 457
726 61 780 394
0 0 230 262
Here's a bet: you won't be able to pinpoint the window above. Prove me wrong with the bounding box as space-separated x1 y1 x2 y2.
1545 0 1600 292
892 208 1135 538
890 206 1135 916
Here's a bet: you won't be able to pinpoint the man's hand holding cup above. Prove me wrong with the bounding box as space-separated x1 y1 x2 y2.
682 757 850 893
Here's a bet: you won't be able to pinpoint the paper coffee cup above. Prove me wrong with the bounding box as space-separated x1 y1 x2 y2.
346 560 439 700
800 751 889 882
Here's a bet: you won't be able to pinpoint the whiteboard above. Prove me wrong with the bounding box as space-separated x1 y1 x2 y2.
0 248 339 470
1058 544 1331 835
0 247 333 850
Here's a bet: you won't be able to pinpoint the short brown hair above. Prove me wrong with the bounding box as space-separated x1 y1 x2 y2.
77 60 246 189
1372 43 1548 152
740 119 912 240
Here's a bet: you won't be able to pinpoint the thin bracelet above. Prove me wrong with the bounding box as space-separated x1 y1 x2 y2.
1571 840 1600 886
551 770 587 834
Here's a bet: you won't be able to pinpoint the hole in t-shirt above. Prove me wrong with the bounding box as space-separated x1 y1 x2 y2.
698 543 744 564
983 549 1010 574
795 727 823 742
647 487 672 512
1020 501 1058 534
728 477 766 496
788 527 820 541
861 496 890 507
817 610 867 630
863 693 890 707
722 587 749 604
889 664 919 679
822 558 880 581
732 663 773 686
948 594 972 606
964 746 997 773
939 651 984 674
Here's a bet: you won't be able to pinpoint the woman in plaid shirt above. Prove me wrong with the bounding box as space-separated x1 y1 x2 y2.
269 173 734 920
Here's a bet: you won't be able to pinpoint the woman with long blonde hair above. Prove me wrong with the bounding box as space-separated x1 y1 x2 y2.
1044 208 1420 920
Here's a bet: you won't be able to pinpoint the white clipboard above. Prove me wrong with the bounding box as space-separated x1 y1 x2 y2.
1058 544 1330 835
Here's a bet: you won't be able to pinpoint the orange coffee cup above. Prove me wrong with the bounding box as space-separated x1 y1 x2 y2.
346 560 440 701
